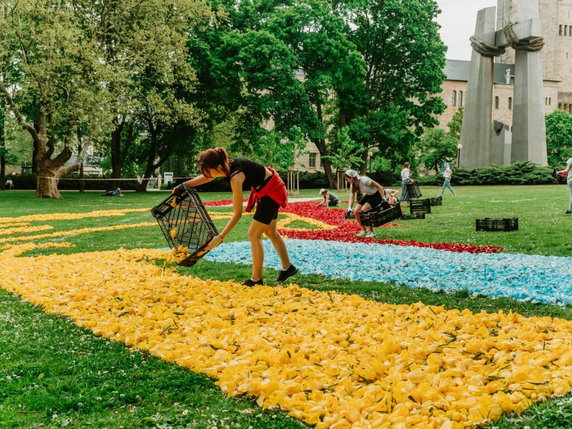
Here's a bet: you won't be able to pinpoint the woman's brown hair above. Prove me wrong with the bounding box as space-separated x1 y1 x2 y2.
196 147 231 177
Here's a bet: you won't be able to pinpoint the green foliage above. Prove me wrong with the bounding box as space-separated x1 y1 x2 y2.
448 107 463 138
416 128 458 174
324 127 364 171
545 109 572 166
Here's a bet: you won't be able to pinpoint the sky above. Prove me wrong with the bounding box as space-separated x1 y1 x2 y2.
435 0 497 60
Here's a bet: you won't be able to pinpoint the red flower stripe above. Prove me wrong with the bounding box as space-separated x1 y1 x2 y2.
279 201 503 254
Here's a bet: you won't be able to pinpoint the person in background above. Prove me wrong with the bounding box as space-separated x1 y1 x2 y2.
317 188 340 207
438 162 456 197
179 147 298 286
345 169 387 238
557 156 572 215
400 162 412 201
5 178 14 190
385 188 399 206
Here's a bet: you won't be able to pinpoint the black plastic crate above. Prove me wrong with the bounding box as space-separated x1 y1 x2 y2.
360 204 403 227
553 169 568 184
475 217 518 232
400 213 426 220
151 186 219 267
409 198 431 215
406 182 422 199
429 195 442 206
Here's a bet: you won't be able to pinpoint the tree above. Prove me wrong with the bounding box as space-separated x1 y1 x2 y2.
416 128 458 174
332 0 447 170
0 0 110 198
545 109 572 167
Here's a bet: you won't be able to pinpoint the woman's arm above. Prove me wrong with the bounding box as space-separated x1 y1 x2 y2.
218 174 244 239
347 187 355 209
371 180 387 198
560 163 572 174
182 175 213 188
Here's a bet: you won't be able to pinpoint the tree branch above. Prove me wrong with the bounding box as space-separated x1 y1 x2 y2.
0 81 39 141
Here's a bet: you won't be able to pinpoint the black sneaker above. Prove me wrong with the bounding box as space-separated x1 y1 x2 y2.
243 278 264 287
277 264 298 282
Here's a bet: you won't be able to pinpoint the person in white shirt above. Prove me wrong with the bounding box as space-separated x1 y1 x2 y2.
345 169 387 238
400 162 412 201
437 163 456 197
557 157 572 214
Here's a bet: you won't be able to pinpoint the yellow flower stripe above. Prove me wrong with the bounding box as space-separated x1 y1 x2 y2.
0 247 571 429
277 212 335 231
0 222 32 229
0 208 149 224
0 225 54 236
0 223 156 244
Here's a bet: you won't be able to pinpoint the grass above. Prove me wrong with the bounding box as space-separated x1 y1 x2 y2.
0 186 571 428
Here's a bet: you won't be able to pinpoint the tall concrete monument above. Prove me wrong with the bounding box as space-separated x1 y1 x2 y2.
460 0 548 168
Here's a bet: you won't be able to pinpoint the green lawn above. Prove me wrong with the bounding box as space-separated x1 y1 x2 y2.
0 186 571 428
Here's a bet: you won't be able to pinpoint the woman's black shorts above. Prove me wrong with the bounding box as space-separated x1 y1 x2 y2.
358 191 382 208
253 196 280 225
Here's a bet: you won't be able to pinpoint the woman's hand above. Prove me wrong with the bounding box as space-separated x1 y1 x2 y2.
205 235 223 250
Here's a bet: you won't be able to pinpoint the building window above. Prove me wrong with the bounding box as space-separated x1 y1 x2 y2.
458 90 463 107
495 96 499 109
309 153 317 168
560 25 563 36
508 97 512 110
559 103 562 109
549 97 552 105
451 90 457 106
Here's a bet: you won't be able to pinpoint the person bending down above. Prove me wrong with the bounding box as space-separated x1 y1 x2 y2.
179 147 298 286
344 169 387 238
317 188 340 207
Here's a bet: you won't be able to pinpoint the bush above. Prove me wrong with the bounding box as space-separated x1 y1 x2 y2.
414 162 555 186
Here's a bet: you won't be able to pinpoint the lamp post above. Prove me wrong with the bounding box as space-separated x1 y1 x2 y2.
457 143 463 168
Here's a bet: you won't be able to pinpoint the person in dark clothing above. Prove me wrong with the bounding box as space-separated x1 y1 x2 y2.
179 147 298 286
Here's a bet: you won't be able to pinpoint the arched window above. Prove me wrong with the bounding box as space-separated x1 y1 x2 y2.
451 90 457 106
508 97 513 110
495 96 499 109
560 25 563 36
458 90 463 107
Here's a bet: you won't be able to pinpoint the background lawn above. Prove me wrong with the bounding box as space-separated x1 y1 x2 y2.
0 185 571 428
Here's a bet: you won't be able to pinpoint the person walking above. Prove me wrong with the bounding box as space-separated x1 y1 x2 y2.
438 163 456 197
557 156 572 215
179 147 298 286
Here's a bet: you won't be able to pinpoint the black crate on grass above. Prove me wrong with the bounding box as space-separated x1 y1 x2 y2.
406 182 422 199
475 217 518 232
400 213 425 220
360 204 403 227
151 186 219 267
409 198 431 215
429 195 442 206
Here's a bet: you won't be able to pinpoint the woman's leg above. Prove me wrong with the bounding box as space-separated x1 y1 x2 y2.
401 180 409 201
354 203 366 231
438 179 446 197
264 219 291 270
361 202 374 232
568 180 572 211
248 220 268 281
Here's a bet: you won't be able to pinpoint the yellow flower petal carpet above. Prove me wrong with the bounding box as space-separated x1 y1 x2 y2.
1 209 572 428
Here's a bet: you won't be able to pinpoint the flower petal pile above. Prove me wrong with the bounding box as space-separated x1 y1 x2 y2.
0 245 571 428
206 239 572 305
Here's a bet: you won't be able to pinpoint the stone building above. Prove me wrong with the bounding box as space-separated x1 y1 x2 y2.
437 0 571 132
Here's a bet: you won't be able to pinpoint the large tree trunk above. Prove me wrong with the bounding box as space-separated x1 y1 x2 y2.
35 163 62 199
314 101 336 188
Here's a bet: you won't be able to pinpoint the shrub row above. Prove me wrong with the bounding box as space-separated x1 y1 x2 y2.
414 162 557 186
